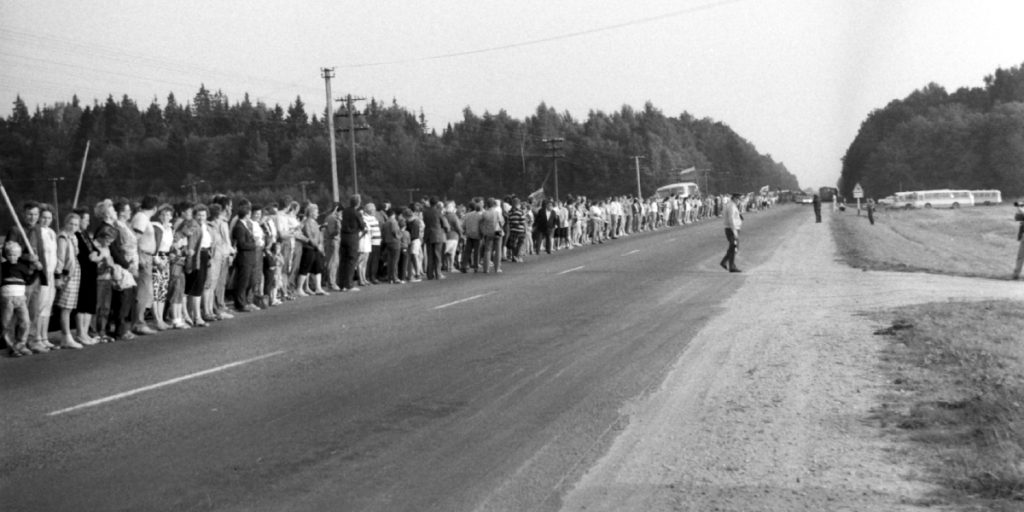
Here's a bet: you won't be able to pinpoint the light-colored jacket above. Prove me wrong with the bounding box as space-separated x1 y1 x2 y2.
723 200 742 231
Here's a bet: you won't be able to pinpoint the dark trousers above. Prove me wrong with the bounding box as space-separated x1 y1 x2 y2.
233 251 258 309
426 241 444 279
722 228 739 270
461 238 480 270
112 286 136 336
385 243 401 282
339 234 360 289
814 207 821 223
368 245 382 283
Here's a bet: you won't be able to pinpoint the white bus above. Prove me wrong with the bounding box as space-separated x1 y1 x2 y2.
654 182 700 199
905 189 975 209
970 189 1002 205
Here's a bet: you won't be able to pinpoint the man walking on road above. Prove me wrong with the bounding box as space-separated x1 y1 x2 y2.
812 194 822 223
1013 202 1024 280
720 193 743 273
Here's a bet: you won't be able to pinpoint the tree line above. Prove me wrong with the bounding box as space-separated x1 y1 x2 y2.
839 62 1024 200
0 84 800 221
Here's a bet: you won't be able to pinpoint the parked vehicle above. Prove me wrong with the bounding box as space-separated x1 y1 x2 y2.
904 189 974 209
654 182 700 199
970 189 1002 205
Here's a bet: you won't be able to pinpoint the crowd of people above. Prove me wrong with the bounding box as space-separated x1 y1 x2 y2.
1 190 765 357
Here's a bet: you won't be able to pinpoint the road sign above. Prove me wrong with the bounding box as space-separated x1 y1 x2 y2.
852 183 864 199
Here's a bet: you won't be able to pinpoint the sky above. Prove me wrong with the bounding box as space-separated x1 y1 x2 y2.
1 0 1022 190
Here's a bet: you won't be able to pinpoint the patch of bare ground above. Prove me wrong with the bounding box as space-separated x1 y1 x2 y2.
561 208 1022 512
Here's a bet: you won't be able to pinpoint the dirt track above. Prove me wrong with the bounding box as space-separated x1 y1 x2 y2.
562 208 1023 511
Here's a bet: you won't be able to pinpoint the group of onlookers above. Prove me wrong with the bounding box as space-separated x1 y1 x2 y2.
1 190 733 357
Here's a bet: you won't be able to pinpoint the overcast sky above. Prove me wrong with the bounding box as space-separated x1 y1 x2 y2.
2 0 1022 189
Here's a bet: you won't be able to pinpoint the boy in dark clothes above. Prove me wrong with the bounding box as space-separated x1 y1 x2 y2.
2 241 43 356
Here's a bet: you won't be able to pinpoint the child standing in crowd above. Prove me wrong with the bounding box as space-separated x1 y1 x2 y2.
2 241 42 356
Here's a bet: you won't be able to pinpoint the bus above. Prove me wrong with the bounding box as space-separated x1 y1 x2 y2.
654 182 700 199
970 189 1002 206
905 189 974 209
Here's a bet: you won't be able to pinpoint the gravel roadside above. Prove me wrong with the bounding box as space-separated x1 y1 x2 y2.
561 209 1023 511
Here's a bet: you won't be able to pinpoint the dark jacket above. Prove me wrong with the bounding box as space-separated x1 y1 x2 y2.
422 206 450 244
340 206 366 236
4 225 48 286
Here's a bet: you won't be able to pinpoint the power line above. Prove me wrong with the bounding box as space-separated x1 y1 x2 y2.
340 0 746 68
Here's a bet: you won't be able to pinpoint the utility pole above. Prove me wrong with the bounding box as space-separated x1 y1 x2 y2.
48 177 65 221
542 137 564 201
336 94 368 195
632 155 645 198
299 180 315 202
322 67 339 202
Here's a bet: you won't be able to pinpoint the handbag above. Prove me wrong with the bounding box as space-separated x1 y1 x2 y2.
112 264 137 290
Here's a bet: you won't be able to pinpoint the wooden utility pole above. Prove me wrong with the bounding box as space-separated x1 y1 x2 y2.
542 137 564 202
322 68 339 202
72 140 90 208
632 155 645 198
336 94 368 195
49 177 65 221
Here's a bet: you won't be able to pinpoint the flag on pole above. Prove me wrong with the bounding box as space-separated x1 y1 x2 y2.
759 185 770 195
528 187 545 202
678 166 696 176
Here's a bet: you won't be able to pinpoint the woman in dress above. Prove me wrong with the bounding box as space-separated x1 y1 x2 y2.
168 202 194 328
73 207 99 345
55 213 86 348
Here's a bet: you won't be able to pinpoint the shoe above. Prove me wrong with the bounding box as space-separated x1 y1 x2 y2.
171 320 189 330
370 280 380 285
729 268 742 273
218 312 235 320
245 304 261 312
154 323 170 332
27 340 50 353
270 299 283 306
39 338 58 350
438 274 446 280
78 335 99 346
118 332 137 341
496 269 503 273
348 287 361 292
720 261 728 271
59 338 84 350
12 343 32 357
314 290 328 296
133 325 157 335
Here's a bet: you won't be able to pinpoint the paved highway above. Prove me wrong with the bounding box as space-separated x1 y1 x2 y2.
1 205 807 512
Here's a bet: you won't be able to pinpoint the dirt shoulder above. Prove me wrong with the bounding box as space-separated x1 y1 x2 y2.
560 208 1023 512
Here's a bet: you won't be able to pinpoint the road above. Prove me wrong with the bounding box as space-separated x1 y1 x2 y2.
1 204 807 512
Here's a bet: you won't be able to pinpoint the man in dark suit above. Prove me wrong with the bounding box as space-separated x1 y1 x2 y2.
533 200 556 254
422 197 450 280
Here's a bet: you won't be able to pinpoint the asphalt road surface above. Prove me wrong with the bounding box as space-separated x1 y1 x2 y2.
1 205 807 512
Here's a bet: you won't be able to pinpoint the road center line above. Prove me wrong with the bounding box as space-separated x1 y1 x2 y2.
47 351 287 417
623 249 640 256
433 291 495 310
558 265 585 275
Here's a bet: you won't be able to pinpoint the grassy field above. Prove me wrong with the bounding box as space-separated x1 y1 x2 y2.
831 203 1024 509
872 302 1024 510
831 204 1022 280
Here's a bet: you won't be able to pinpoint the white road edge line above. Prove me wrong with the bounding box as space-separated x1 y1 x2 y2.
623 249 640 256
433 291 495 310
558 265 585 275
47 350 287 417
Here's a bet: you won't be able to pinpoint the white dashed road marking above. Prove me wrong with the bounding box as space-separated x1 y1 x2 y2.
433 292 496 310
558 266 585 275
47 351 287 417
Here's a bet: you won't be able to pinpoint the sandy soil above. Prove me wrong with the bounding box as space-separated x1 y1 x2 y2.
561 209 1023 511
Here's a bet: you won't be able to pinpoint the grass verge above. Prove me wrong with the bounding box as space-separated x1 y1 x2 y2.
872 301 1024 510
831 206 1021 280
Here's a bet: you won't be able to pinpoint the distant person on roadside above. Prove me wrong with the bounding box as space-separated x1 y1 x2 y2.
720 193 743 273
1013 201 1024 280
812 194 822 223
866 198 876 225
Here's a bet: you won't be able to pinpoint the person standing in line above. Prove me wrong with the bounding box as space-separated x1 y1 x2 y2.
720 193 744 273
338 194 366 291
364 203 383 285
866 198 876 225
231 200 261 310
322 203 342 291
54 213 84 348
1013 201 1024 280
443 200 462 271
150 204 174 330
461 199 482 273
479 197 505 274
130 196 159 334
32 206 59 349
422 197 449 280
812 194 822 223
381 208 403 284
73 207 100 344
